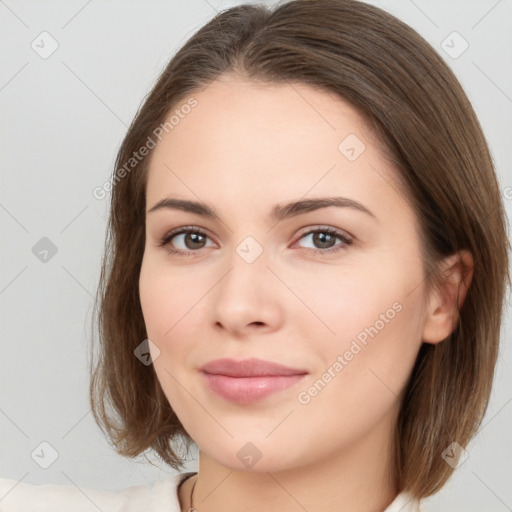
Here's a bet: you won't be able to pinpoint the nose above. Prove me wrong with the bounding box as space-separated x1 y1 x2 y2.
211 244 284 337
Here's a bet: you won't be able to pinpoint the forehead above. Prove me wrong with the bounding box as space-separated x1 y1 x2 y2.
151 74 373 166
145 74 410 223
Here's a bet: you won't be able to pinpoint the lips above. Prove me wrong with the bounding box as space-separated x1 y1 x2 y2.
200 357 308 377
200 358 308 404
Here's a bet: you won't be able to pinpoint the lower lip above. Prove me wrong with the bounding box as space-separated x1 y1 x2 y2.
202 373 307 404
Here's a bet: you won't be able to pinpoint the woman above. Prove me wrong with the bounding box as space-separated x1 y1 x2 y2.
1 0 509 510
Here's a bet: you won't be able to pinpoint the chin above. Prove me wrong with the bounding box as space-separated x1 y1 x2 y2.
195 436 314 473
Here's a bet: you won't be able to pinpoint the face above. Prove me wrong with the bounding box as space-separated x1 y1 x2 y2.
139 74 430 472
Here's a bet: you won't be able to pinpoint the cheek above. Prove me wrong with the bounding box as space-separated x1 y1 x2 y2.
138 255 210 398
296 250 425 390
285 258 418 345
290 284 423 454
138 258 196 415
139 255 203 340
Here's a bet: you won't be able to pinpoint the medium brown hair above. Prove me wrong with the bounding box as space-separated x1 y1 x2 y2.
89 0 511 498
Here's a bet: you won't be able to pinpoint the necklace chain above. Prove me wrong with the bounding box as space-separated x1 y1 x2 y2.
187 476 197 512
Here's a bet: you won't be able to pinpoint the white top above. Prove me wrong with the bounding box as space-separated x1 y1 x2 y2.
0 472 422 511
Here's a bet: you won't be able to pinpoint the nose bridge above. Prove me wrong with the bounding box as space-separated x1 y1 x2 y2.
212 232 279 331
234 234 266 267
220 233 269 296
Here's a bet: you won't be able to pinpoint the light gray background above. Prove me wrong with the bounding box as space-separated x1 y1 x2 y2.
1 1 511 510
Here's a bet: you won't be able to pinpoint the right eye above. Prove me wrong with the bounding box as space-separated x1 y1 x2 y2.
158 226 216 256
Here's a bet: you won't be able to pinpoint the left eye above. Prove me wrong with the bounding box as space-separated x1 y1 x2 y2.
158 226 353 255
295 227 352 252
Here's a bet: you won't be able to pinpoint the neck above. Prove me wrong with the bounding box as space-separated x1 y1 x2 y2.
182 409 400 512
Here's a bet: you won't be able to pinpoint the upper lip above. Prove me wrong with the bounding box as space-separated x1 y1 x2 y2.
200 357 308 377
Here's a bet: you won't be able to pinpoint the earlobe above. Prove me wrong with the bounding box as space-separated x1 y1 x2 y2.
422 250 474 345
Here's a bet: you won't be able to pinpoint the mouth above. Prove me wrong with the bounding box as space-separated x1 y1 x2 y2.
200 357 308 404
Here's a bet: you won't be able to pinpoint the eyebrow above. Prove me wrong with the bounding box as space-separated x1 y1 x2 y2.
147 196 376 223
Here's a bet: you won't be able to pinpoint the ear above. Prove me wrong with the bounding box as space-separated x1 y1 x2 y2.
422 250 474 345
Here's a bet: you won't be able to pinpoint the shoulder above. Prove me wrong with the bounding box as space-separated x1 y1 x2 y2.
0 476 421 512
384 491 423 512
0 473 190 512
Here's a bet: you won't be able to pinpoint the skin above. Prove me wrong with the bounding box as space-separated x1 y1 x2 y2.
139 73 473 512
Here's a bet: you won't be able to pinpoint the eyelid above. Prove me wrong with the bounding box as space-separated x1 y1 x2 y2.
294 224 353 242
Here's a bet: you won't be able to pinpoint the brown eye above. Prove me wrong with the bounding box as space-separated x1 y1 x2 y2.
181 232 208 250
159 228 214 255
295 227 353 253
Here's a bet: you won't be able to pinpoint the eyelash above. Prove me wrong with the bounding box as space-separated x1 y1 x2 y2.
157 225 353 256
